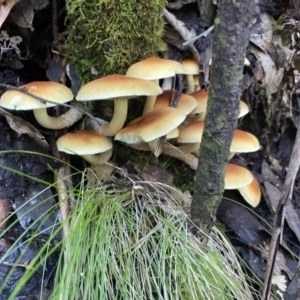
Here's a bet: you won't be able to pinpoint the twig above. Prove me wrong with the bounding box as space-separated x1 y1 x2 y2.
0 198 10 230
182 25 214 47
262 120 300 300
56 165 70 238
52 0 59 48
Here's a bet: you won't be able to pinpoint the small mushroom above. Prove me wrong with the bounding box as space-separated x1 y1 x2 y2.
76 74 162 136
126 56 183 114
225 164 261 207
0 81 83 129
177 121 260 158
229 129 260 159
57 130 113 165
181 57 200 94
225 164 254 189
115 107 186 157
238 175 261 207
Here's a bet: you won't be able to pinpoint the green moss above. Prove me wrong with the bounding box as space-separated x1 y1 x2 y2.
66 0 167 83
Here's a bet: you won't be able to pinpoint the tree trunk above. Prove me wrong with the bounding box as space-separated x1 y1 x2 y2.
190 0 258 234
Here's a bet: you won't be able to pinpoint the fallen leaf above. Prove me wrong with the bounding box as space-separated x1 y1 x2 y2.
9 0 33 29
263 181 281 212
0 107 50 150
250 13 275 53
256 52 284 100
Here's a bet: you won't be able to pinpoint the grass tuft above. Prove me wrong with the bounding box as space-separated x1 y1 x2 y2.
50 168 255 300
0 155 258 299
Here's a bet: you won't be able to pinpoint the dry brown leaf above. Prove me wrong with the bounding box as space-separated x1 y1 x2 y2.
9 0 34 29
256 52 284 100
249 14 293 101
250 14 275 53
263 181 281 212
0 107 50 150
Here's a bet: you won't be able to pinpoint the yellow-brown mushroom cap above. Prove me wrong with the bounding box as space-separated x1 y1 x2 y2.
177 121 204 143
166 128 179 139
115 107 186 144
230 129 260 153
181 57 200 75
239 101 249 118
76 74 162 101
57 130 112 155
178 122 260 153
189 89 208 114
225 164 254 189
153 90 197 115
238 176 261 207
0 81 74 110
126 56 183 80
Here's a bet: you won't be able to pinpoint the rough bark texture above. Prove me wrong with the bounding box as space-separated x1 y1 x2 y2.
190 0 258 234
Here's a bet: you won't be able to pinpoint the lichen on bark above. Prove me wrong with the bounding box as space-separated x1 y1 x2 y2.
65 0 167 83
190 0 259 234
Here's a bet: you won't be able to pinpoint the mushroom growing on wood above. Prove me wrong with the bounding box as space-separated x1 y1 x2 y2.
114 107 186 157
126 56 183 114
57 130 113 165
0 81 83 129
76 74 162 136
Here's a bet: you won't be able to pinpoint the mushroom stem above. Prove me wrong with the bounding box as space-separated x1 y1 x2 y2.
33 107 83 129
148 136 166 157
82 148 113 166
185 74 195 94
102 98 128 136
161 77 173 90
84 117 110 133
143 79 159 114
161 144 198 169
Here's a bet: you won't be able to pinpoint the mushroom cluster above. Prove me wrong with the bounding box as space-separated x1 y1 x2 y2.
0 54 261 206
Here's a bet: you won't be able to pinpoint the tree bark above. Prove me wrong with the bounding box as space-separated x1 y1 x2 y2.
190 0 258 234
